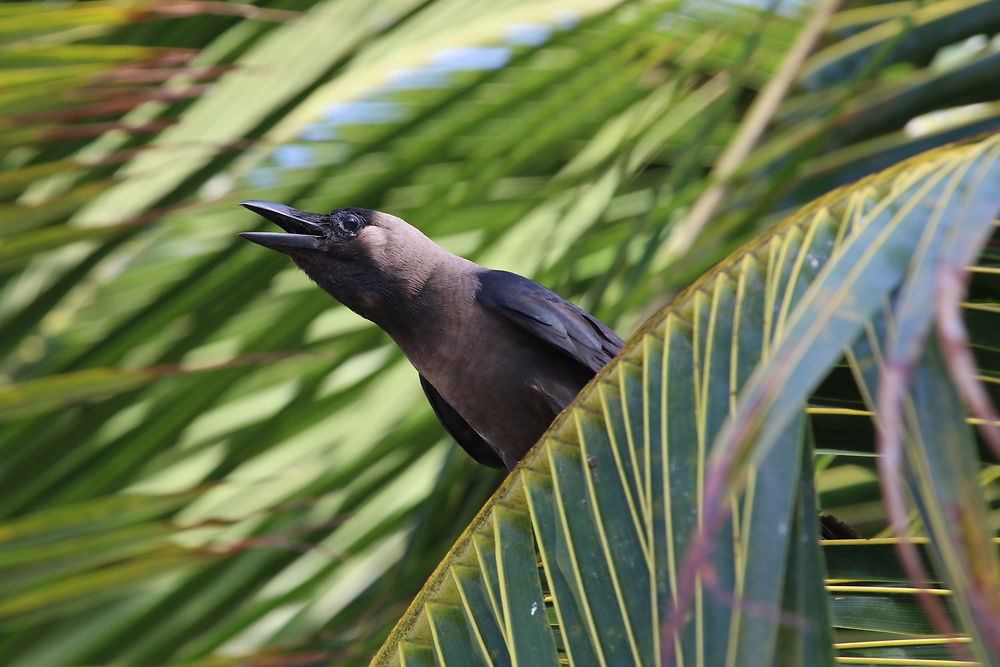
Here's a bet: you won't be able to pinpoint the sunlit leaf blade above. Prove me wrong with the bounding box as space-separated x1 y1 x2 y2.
0 493 212 631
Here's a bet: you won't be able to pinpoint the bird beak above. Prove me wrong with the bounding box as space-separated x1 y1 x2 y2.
238 200 323 251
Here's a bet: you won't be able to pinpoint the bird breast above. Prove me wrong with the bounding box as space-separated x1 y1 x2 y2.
402 308 590 461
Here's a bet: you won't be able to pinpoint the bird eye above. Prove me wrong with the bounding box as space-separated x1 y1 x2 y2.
337 213 363 236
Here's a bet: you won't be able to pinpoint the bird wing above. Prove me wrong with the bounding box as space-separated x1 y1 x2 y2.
419 374 505 469
475 270 624 373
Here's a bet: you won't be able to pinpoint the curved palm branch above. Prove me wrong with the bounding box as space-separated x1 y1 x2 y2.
373 133 1000 666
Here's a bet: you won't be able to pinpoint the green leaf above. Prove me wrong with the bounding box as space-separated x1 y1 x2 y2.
373 132 1000 666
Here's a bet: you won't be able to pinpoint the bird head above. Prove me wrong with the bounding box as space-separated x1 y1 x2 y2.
238 200 447 324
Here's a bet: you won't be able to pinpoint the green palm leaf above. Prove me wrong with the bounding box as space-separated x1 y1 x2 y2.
373 133 1000 665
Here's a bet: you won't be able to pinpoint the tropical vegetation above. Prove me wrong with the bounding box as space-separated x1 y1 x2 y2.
1 0 999 665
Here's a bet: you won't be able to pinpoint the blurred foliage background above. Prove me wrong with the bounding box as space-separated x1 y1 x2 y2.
1 0 999 665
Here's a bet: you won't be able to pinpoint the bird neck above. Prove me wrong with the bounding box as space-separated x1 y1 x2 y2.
376 259 483 367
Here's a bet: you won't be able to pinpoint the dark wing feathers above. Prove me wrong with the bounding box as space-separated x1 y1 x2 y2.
419 374 505 468
475 270 624 373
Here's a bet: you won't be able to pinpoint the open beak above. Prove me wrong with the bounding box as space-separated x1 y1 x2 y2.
238 200 323 251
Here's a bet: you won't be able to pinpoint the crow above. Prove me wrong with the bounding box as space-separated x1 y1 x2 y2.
240 200 623 470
